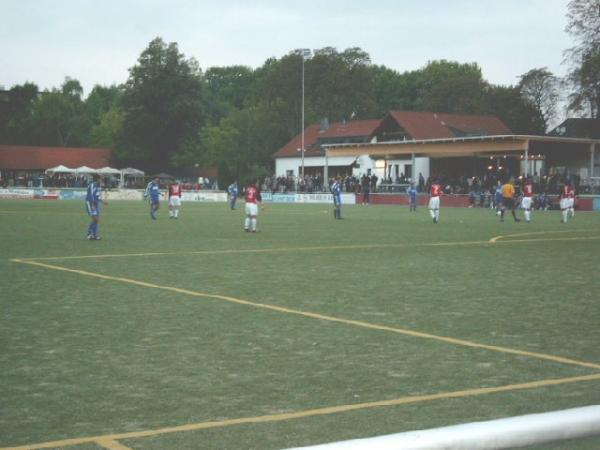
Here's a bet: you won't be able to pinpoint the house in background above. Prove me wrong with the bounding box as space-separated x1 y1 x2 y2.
273 111 513 183
273 119 381 180
549 118 600 140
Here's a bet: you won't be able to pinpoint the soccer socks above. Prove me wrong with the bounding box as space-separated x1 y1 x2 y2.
251 218 257 231
244 217 250 230
524 210 531 222
562 209 569 223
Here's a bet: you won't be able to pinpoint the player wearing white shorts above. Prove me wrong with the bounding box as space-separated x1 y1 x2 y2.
521 179 534 222
560 183 575 223
168 181 182 219
244 181 263 232
428 181 442 223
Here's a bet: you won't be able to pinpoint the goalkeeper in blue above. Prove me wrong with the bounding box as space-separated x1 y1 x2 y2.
331 176 343 219
86 174 107 240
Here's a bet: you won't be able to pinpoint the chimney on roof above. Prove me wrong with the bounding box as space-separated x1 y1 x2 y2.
320 118 330 132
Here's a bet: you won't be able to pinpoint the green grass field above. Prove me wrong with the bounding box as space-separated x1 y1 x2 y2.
1 199 599 450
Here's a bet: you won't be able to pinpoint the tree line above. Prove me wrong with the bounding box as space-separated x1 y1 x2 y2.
1 0 597 186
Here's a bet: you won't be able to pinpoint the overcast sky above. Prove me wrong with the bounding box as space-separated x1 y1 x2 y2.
1 0 574 96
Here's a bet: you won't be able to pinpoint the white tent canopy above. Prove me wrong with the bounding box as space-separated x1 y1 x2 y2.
121 167 145 176
75 166 98 174
97 166 121 175
45 165 75 174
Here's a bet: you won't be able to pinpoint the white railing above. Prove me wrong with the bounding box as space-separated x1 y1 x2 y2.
285 405 600 450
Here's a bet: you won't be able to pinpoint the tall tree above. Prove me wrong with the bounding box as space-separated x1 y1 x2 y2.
117 37 204 171
518 67 560 131
29 78 89 146
203 66 256 125
564 0 600 117
482 85 545 134
0 82 40 145
412 60 488 114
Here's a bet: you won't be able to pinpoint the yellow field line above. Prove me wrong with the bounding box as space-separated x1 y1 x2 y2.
95 438 134 450
14 232 600 262
3 372 600 450
489 228 598 243
11 258 600 371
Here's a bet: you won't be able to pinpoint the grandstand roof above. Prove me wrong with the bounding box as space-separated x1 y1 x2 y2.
384 111 513 140
273 112 512 159
0 145 112 170
273 120 381 158
319 119 382 139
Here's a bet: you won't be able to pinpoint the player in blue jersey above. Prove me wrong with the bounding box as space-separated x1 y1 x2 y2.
407 182 417 212
331 176 343 219
86 174 107 240
144 177 161 219
228 181 239 210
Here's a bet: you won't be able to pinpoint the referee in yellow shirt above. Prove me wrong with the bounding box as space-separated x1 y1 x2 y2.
500 179 521 222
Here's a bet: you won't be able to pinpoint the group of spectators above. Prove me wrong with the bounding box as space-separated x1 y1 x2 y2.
264 174 380 194
264 175 326 193
0 172 218 191
422 172 584 197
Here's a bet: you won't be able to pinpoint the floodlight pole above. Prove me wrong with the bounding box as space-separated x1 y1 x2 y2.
300 49 311 180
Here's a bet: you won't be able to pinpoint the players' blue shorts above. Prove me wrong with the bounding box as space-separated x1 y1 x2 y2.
150 197 160 205
86 202 99 217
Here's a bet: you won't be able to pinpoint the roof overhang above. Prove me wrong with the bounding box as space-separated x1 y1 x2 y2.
322 135 600 159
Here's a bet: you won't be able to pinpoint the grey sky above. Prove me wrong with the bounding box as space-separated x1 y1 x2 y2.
1 0 573 96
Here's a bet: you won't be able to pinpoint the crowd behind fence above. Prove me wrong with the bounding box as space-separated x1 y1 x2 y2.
2 171 600 196
262 172 596 196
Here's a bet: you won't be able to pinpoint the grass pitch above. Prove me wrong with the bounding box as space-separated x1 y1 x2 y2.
1 199 599 450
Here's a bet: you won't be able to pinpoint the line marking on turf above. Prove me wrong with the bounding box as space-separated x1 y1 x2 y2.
489 228 598 243
3 372 600 450
95 438 133 450
11 258 600 371
13 232 600 262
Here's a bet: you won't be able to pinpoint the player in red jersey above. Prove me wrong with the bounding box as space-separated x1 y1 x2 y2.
560 182 575 223
521 178 534 222
168 180 183 219
428 180 443 223
244 180 263 232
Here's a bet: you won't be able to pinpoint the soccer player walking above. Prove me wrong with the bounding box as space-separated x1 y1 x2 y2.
144 177 161 220
407 182 418 212
500 179 521 222
428 180 442 223
244 180 263 232
331 176 343 219
560 181 576 223
521 178 534 222
86 174 107 240
168 180 182 219
494 181 503 215
228 181 239 210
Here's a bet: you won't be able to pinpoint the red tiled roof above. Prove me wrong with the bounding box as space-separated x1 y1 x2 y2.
273 119 382 158
319 119 382 139
272 124 324 158
388 111 512 140
0 145 112 170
